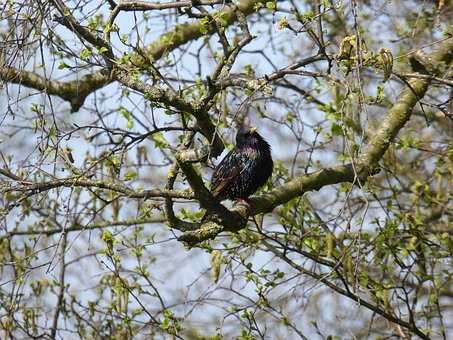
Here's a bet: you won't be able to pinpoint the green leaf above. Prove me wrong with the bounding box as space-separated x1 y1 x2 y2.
118 107 134 129
199 17 210 35
376 84 385 103
210 250 222 283
152 132 168 148
331 123 343 136
266 1 276 11
217 12 229 27
124 171 137 181
58 61 70 69
80 48 92 60
97 47 108 54
278 17 289 30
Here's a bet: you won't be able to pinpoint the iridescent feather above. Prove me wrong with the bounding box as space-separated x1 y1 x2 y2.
210 126 273 201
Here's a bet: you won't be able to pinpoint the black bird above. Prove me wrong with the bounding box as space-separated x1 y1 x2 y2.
210 126 273 202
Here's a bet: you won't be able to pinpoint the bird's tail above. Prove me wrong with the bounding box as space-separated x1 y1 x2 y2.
200 192 220 223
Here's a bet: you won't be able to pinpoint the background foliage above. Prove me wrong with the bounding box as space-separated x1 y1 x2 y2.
0 0 452 338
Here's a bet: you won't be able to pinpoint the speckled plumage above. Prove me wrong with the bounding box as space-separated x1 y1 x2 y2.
210 127 273 201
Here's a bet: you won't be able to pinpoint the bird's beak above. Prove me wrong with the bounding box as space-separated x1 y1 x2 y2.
250 127 257 133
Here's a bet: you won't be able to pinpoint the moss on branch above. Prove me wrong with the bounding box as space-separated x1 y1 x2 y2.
0 66 110 112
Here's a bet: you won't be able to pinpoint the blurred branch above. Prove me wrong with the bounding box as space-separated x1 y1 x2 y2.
0 217 166 241
216 54 326 89
0 167 21 181
199 9 254 111
397 72 453 87
49 231 67 340
358 37 453 174
129 0 269 66
176 145 211 163
105 0 229 42
164 163 200 232
114 71 194 112
0 0 271 157
262 240 430 340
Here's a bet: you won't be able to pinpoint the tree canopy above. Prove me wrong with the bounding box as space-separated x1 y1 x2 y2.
0 0 452 338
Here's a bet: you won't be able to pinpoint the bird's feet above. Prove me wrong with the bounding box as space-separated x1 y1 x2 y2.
235 198 250 206
234 198 252 218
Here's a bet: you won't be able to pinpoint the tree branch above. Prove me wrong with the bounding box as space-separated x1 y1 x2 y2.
49 231 67 340
263 240 430 340
5 177 193 200
178 37 453 244
0 66 111 112
0 217 166 242
1 0 270 111
113 71 224 155
175 152 246 230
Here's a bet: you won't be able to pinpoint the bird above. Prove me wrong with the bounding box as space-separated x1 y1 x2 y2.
209 126 273 203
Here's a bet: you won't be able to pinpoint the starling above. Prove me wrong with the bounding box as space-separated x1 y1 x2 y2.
210 126 273 202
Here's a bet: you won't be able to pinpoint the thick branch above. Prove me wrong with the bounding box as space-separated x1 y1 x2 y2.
175 153 246 229
0 67 110 112
178 165 354 244
115 0 227 11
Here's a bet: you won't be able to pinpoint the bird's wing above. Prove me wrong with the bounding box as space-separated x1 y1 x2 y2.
210 151 244 199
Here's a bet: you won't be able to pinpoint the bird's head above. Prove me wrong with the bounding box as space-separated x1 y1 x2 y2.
236 126 258 145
